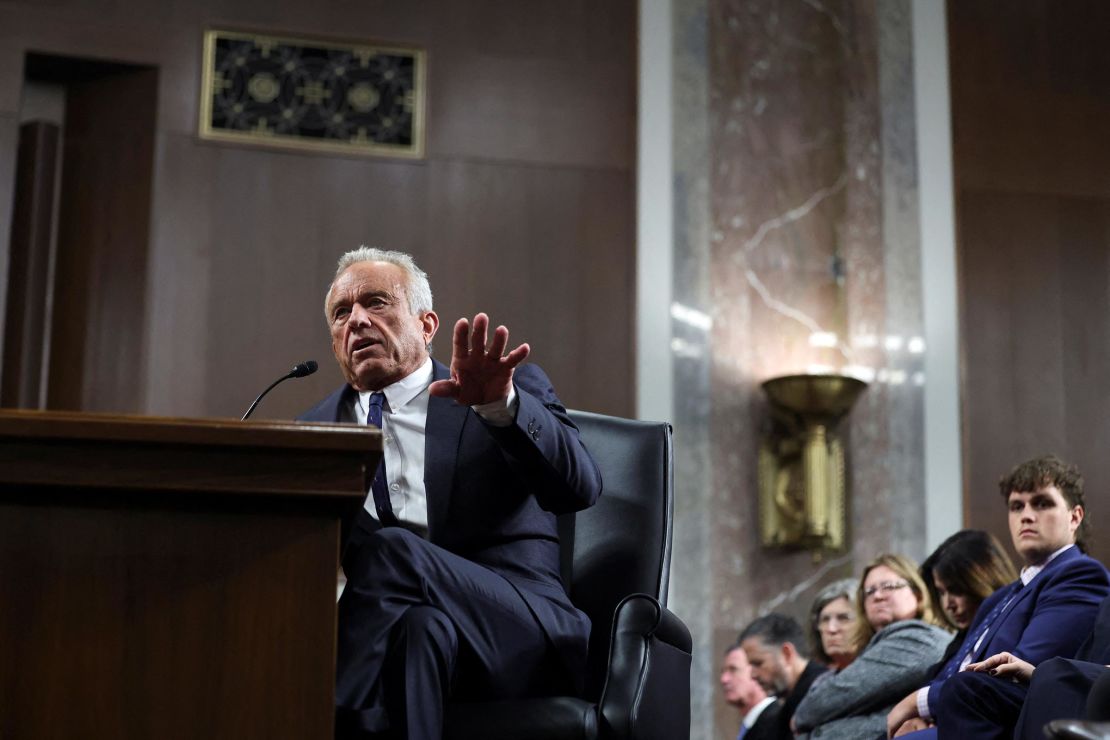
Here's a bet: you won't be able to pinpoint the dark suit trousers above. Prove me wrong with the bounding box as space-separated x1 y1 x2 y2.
336 526 556 740
934 669 1027 740
1014 658 1109 739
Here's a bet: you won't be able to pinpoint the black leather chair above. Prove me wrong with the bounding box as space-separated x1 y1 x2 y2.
445 410 692 740
1046 722 1110 739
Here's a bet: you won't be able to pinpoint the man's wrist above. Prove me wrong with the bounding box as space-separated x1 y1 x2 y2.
472 385 518 426
915 686 932 721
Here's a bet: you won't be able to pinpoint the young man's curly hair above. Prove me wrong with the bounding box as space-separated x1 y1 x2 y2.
998 454 1088 552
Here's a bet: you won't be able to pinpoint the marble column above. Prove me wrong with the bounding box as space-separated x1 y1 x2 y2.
668 1 925 738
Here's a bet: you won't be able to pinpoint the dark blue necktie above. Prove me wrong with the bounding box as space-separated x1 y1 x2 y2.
367 392 399 527
940 581 1021 680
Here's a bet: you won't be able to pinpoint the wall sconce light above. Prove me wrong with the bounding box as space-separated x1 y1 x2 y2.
758 374 868 551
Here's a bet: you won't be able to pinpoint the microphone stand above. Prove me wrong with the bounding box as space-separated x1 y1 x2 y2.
241 361 317 420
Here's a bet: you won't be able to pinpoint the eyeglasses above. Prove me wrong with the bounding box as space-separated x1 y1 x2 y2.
863 580 910 600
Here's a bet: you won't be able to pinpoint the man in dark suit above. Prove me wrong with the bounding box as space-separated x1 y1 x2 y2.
975 594 1110 739
299 247 602 739
886 455 1110 739
720 642 782 740
738 613 826 740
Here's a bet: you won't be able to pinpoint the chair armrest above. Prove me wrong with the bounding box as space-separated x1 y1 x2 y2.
597 594 692 740
1045 720 1110 739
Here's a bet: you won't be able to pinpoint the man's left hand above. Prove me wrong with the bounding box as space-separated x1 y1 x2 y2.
893 718 931 736
429 313 529 405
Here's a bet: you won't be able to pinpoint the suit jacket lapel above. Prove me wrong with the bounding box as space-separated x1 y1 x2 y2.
424 360 468 541
978 546 1083 659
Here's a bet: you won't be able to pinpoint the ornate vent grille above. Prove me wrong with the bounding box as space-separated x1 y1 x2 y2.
199 30 425 158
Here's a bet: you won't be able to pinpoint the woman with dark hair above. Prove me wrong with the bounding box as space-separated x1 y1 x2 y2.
922 529 1017 639
791 555 951 739
886 530 1017 736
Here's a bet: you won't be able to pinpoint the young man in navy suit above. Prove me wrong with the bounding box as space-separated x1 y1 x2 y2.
986 594 1110 739
886 455 1110 739
299 247 602 740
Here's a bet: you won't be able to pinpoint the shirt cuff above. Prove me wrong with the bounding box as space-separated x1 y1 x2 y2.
472 386 518 427
916 686 932 722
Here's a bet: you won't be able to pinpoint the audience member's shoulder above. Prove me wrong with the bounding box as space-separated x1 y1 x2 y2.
876 618 949 642
757 697 783 724
1056 550 1110 579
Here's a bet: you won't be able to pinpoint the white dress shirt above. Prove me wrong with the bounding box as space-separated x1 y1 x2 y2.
350 357 518 534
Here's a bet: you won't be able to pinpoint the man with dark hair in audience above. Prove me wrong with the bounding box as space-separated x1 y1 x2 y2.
740 613 826 739
886 454 1110 739
720 641 781 740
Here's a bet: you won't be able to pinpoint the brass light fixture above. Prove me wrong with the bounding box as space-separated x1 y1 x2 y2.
758 374 868 551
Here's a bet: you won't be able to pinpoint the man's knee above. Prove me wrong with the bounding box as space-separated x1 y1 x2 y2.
942 670 995 706
370 527 425 556
1034 657 1075 683
393 606 459 667
362 527 428 575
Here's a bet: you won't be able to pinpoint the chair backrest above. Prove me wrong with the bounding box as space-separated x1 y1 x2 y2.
561 410 674 701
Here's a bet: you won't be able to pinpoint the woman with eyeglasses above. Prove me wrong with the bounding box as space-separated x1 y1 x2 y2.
791 554 951 740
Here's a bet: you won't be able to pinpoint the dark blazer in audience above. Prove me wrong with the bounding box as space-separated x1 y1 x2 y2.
1013 594 1110 739
912 546 1110 739
775 661 825 740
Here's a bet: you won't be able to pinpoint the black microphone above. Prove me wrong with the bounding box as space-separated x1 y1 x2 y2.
241 360 318 421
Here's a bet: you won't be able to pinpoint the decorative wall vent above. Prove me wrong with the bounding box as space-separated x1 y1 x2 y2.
199 29 425 158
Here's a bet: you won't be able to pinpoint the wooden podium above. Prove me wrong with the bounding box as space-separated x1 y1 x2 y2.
0 409 379 739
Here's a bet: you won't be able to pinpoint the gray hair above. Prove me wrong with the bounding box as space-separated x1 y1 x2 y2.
328 246 434 316
809 578 858 663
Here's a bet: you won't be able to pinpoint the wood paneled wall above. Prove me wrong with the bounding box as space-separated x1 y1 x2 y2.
950 0 1110 560
0 0 636 420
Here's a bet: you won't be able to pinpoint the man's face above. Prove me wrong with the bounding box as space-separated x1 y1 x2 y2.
1008 485 1082 565
719 647 764 708
326 261 438 391
740 636 791 696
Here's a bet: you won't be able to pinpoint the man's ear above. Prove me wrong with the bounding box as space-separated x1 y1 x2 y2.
1071 504 1085 530
781 641 798 663
421 310 439 345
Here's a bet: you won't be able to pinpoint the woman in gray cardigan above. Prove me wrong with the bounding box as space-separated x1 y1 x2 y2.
792 554 953 740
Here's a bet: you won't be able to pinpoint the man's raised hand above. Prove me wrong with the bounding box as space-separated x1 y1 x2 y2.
428 313 529 406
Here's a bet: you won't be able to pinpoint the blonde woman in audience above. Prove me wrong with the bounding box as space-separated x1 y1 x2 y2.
791 555 951 740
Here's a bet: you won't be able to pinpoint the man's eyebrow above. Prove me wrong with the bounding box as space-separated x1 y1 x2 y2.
330 288 391 306
358 288 394 301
